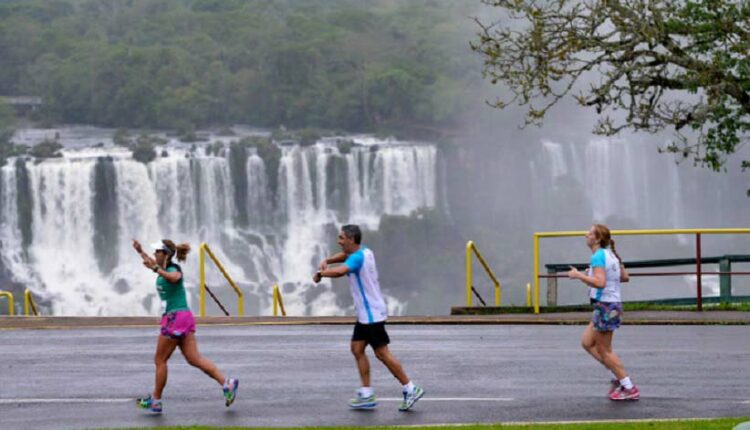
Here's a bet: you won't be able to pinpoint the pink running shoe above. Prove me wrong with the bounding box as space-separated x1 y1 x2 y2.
609 385 640 401
608 379 620 396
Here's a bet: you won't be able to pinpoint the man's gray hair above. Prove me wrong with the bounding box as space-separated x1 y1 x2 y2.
341 224 362 244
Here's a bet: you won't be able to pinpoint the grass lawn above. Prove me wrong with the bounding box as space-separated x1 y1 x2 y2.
107 417 750 430
622 302 750 312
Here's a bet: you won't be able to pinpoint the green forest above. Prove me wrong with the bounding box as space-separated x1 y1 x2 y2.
0 0 481 135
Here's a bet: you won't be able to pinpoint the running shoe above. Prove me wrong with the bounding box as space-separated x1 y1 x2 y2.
609 384 640 401
398 385 424 411
349 393 377 409
608 378 620 396
136 394 162 413
223 378 239 407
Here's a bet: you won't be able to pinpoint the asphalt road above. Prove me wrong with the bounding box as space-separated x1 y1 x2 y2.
1 324 749 429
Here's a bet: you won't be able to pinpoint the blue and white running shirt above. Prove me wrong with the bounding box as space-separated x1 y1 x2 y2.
588 248 622 303
344 246 388 324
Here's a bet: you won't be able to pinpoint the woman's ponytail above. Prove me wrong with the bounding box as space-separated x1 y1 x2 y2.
175 243 191 262
610 239 624 264
162 239 191 263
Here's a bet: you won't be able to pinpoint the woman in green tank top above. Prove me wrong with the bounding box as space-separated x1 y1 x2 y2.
132 239 239 414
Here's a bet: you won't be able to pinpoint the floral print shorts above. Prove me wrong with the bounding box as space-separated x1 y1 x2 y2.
591 301 623 332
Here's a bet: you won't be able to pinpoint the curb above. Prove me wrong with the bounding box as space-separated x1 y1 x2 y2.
2 312 750 330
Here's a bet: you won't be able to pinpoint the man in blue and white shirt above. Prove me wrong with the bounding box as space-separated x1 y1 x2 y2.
314 224 424 411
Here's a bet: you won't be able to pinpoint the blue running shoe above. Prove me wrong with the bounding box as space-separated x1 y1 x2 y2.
223 378 239 407
136 394 162 413
349 393 377 409
398 385 424 411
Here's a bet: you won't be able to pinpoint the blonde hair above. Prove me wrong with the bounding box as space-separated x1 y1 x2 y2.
162 239 191 262
592 224 624 263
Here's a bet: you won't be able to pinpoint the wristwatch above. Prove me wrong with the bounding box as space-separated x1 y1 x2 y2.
152 265 160 273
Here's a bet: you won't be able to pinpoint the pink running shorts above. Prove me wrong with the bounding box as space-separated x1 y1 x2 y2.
160 310 196 339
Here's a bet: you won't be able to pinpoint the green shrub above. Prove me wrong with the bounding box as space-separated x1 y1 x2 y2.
29 139 63 158
113 129 131 147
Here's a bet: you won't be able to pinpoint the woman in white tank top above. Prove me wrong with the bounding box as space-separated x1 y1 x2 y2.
568 224 639 401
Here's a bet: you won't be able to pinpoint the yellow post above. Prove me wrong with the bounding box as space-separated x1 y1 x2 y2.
467 240 502 307
526 283 532 307
273 284 279 316
465 241 473 306
202 243 244 316
494 280 501 307
199 243 206 317
24 289 39 316
0 291 14 316
273 284 286 317
24 290 30 316
533 233 540 314
278 288 286 317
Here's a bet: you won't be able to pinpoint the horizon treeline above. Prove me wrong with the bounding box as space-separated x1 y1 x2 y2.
0 0 481 135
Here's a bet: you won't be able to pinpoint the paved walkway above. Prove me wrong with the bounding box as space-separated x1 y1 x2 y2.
2 311 750 330
1 324 748 429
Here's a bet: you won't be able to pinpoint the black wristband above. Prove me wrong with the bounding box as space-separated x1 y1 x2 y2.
152 265 160 273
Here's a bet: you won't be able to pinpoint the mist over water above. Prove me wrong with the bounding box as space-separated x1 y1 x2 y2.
448 114 750 308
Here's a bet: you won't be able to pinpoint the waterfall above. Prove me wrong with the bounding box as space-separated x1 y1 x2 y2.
0 133 440 316
535 137 699 228
0 162 34 286
533 137 749 304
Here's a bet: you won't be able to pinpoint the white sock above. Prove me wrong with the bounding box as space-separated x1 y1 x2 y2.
403 381 415 394
359 386 374 398
620 377 633 390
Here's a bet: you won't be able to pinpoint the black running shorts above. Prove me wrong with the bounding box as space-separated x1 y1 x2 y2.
352 321 390 349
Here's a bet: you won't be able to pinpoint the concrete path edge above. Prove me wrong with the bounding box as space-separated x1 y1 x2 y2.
2 311 750 330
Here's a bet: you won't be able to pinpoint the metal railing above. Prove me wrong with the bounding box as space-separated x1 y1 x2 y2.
272 284 287 317
0 291 14 316
199 242 244 317
544 254 750 306
532 228 750 314
24 289 39 316
465 241 502 306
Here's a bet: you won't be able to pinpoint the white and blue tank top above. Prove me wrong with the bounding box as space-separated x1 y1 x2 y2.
344 246 388 324
588 248 622 303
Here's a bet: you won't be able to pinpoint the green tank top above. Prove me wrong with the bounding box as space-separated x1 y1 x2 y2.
155 264 189 313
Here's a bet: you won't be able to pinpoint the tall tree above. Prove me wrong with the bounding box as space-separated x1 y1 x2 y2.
472 0 750 178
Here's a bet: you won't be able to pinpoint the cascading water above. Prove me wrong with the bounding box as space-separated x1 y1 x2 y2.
533 137 746 229
4 127 744 314
0 130 440 316
531 137 749 303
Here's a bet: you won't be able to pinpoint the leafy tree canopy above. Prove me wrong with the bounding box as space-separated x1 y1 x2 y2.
472 0 750 173
0 0 480 137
